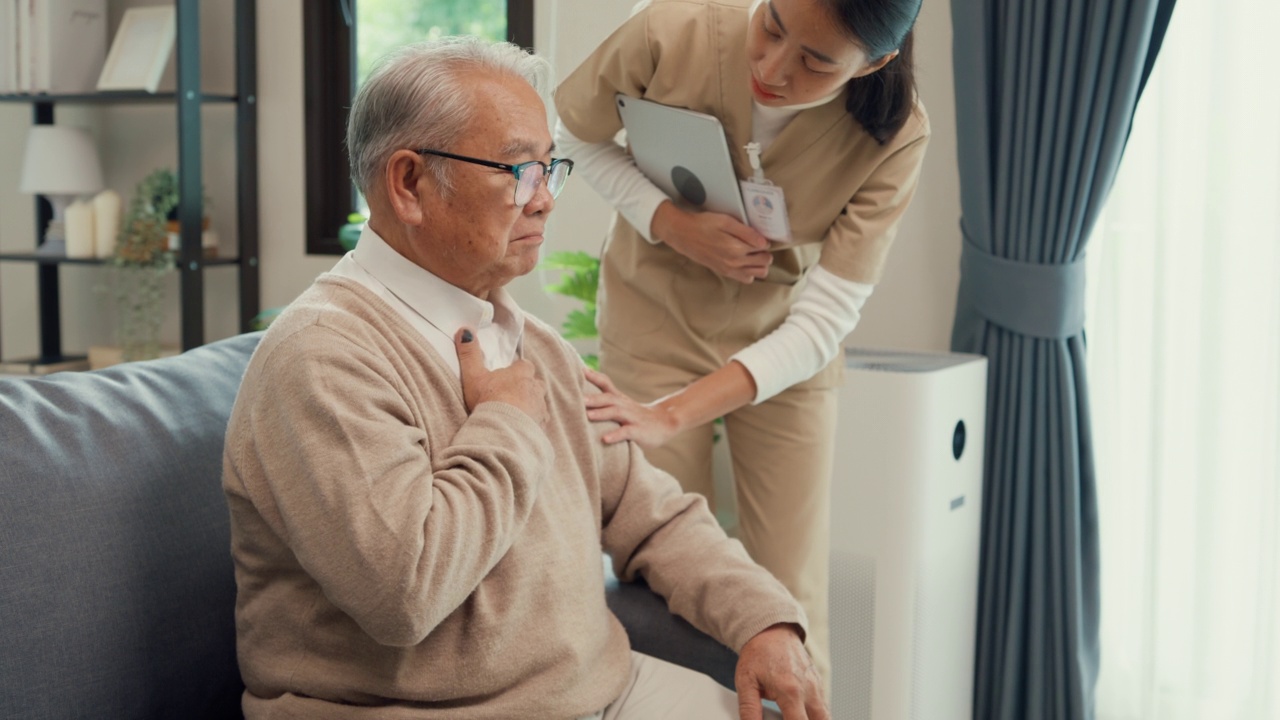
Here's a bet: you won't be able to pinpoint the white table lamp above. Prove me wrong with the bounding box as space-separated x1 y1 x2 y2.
19 126 105 256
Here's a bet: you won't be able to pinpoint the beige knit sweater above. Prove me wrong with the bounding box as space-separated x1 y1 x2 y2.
222 275 805 719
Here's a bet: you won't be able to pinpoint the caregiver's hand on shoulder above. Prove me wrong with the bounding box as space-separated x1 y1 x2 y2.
583 367 680 449
651 201 772 284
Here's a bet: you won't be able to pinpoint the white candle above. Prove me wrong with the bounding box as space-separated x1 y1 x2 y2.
92 189 122 259
65 199 95 259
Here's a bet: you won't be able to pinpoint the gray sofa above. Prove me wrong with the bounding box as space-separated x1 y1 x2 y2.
0 332 737 719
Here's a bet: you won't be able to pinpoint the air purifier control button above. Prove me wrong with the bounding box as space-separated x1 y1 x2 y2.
953 420 966 460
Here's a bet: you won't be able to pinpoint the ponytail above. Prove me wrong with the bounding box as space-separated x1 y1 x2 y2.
825 0 922 144
846 30 917 144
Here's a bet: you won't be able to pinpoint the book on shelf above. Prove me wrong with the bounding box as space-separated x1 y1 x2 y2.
0 1 16 94
0 356 91 375
16 0 31 93
1 0 106 95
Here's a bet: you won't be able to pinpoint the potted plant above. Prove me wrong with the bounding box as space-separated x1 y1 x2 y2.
540 250 600 369
110 169 179 362
540 249 726 444
163 183 215 256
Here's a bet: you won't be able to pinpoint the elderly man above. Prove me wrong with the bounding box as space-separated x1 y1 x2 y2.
222 37 827 720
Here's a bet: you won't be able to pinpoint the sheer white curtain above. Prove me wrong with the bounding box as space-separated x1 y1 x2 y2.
1087 1 1280 718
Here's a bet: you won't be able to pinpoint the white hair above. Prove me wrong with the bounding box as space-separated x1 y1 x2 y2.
346 36 553 196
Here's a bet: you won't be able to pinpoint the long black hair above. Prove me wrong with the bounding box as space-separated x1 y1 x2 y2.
825 0 922 144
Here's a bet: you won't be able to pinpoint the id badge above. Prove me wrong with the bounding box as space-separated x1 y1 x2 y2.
740 179 792 243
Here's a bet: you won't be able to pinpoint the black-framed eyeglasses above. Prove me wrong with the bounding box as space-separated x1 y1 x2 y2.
416 149 574 207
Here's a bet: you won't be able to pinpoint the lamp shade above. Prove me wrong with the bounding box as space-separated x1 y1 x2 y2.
19 126 104 196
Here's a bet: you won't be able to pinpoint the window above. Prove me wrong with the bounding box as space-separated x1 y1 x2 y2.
1088 0 1280 717
303 0 534 255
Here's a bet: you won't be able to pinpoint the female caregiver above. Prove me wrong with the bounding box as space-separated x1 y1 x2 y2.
553 0 928 687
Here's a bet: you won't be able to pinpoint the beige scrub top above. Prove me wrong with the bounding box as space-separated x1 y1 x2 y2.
554 0 930 391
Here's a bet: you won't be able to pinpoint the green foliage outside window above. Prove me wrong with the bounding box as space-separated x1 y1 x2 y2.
357 0 508 83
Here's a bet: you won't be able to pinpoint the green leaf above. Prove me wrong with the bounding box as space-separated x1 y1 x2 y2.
561 307 598 340
540 250 600 272
250 307 284 331
582 353 600 370
540 249 601 343
544 267 598 304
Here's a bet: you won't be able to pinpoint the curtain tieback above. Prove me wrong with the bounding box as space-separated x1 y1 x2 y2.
958 236 1086 339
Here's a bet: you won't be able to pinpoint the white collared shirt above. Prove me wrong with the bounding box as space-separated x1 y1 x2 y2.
329 225 524 378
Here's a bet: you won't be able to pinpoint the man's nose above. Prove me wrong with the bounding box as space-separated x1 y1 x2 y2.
524 176 555 215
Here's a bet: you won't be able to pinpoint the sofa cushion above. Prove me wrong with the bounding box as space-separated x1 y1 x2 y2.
0 333 262 720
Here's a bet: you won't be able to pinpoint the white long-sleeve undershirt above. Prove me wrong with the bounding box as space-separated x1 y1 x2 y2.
554 97 873 405
555 119 671 244
728 265 872 402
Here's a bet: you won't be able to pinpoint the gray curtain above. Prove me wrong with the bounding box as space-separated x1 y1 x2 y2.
949 1 1176 718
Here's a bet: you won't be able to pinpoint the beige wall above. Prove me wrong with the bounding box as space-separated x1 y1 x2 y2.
0 103 44 358
0 0 959 361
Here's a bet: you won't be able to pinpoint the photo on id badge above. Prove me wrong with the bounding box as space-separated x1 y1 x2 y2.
741 180 791 242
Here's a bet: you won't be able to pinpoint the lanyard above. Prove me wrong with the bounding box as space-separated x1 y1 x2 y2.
744 141 766 182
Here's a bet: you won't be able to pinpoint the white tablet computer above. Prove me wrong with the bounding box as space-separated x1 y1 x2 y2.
615 94 748 223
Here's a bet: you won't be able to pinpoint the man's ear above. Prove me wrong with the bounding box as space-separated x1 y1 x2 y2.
384 149 431 225
853 49 900 78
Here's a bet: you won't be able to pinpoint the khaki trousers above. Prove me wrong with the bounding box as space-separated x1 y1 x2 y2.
578 652 782 720
601 349 836 695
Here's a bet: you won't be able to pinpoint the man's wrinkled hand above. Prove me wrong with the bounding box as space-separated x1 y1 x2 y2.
735 624 828 720
454 327 547 424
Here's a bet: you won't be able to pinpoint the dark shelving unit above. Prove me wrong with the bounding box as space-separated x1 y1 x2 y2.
0 0 259 367
0 92 239 104
0 253 243 266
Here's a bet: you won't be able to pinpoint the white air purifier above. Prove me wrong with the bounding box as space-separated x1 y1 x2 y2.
828 347 987 720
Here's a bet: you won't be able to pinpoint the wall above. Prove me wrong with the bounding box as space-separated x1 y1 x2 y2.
0 100 46 359
0 0 960 362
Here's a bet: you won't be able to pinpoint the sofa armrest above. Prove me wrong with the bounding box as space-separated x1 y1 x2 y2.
0 333 262 720
602 557 739 691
